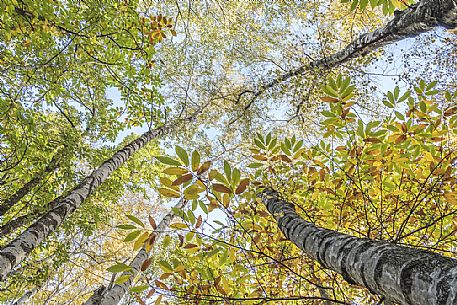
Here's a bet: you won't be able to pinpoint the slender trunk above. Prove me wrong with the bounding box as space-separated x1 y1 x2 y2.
0 119 189 280
259 188 457 305
252 0 457 98
0 152 61 216
0 196 64 238
83 200 186 305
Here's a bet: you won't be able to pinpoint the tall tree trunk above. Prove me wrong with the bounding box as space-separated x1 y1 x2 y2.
259 188 457 305
0 152 61 216
83 200 186 305
251 0 457 98
0 195 65 238
0 214 29 237
0 118 191 280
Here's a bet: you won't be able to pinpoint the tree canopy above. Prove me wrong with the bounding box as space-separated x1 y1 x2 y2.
0 0 456 304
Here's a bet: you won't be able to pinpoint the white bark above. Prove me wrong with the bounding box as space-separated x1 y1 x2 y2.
83 200 186 305
260 188 457 305
0 121 183 280
251 0 457 98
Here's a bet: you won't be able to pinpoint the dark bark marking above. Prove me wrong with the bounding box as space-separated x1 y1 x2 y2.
286 218 305 240
335 236 359 285
316 230 340 269
399 259 423 304
350 240 378 294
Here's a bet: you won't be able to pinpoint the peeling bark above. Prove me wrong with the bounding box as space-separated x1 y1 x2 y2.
0 152 61 216
259 188 457 305
0 119 188 280
251 0 457 98
83 201 186 305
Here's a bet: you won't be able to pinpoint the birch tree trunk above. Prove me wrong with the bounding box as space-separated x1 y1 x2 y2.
83 200 186 305
0 118 190 280
251 0 457 98
0 152 61 216
259 188 457 305
0 214 29 237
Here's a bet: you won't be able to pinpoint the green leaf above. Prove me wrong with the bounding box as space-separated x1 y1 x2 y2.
117 224 137 230
223 161 231 182
175 146 189 166
107 263 132 273
394 111 405 121
199 200 208 214
191 150 200 171
254 138 266 149
159 260 173 272
155 156 181 166
114 275 131 285
163 167 188 175
130 285 149 293
124 230 142 242
357 120 365 138
248 162 263 168
127 215 145 227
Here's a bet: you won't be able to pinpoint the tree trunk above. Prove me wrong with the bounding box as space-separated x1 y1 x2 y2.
0 196 65 238
259 188 457 305
0 214 29 237
252 0 457 98
0 119 187 280
83 200 186 305
0 152 61 216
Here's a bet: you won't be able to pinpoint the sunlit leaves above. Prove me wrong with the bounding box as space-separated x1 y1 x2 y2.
155 156 182 166
114 274 131 285
175 145 189 166
340 0 414 15
124 230 142 242
191 150 201 172
146 15 176 43
158 188 181 198
127 215 145 228
163 167 188 175
107 263 132 273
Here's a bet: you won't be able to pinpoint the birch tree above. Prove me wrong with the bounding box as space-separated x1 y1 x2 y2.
259 188 457 305
145 75 457 304
84 200 186 305
0 118 188 280
248 0 457 100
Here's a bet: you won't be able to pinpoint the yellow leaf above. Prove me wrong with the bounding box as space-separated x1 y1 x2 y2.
170 223 188 229
444 192 457 205
163 167 188 175
158 188 180 198
155 295 163 305
133 232 150 251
